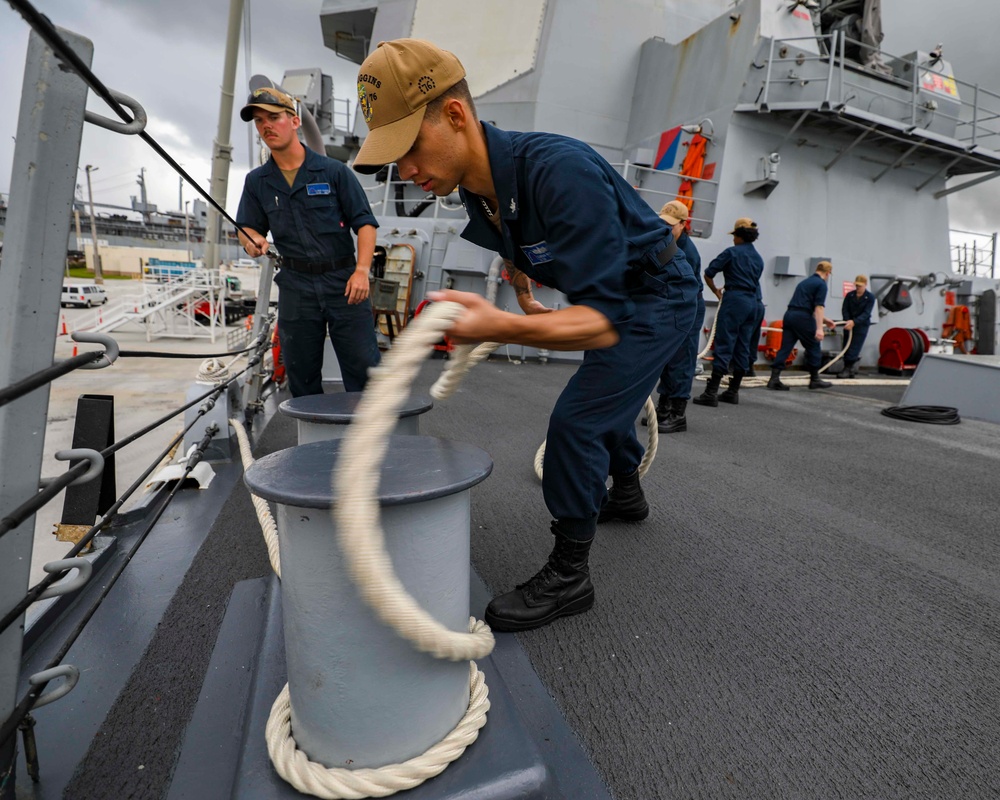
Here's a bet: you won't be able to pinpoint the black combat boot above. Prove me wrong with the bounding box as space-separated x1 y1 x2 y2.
767 367 790 390
839 361 857 379
719 369 744 405
659 398 687 433
485 523 595 632
642 394 669 427
808 368 832 389
598 469 649 523
692 368 724 407
746 363 757 378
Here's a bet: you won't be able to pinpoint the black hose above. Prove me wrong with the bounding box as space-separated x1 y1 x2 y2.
881 405 960 425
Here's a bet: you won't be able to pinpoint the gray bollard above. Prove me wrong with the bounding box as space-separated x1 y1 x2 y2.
279 392 433 444
243 435 492 769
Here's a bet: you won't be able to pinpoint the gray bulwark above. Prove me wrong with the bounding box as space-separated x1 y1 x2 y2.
279 392 433 443
243 435 493 769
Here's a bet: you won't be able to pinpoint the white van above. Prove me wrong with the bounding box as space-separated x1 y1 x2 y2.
233 258 259 268
61 283 108 308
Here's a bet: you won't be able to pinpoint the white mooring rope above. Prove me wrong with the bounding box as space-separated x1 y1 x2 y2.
532 395 659 481
260 301 495 798
229 417 281 578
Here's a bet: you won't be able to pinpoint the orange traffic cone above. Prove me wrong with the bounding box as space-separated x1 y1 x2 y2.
60 313 68 335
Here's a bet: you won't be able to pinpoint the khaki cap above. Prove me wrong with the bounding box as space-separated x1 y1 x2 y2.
659 200 689 225
729 217 756 234
854 274 868 285
240 87 297 122
354 39 466 174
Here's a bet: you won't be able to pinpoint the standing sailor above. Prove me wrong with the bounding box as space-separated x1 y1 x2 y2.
694 218 765 407
839 274 875 378
767 260 838 390
353 39 698 631
236 86 382 397
647 200 705 433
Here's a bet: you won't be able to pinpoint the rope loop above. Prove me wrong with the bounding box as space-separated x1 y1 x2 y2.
332 301 495 661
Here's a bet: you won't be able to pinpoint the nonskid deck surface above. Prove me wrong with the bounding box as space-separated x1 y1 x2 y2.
419 361 1000 799
27 359 1000 799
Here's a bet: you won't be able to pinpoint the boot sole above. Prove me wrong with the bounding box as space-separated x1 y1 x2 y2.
766 384 790 391
658 422 687 433
691 398 718 407
719 394 739 404
485 590 595 632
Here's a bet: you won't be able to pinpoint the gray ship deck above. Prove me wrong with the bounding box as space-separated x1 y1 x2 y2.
16 360 1000 800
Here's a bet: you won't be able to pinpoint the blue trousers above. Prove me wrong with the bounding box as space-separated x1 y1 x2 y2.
542 256 699 538
274 267 382 396
773 308 822 370
844 323 870 363
712 292 763 373
656 295 705 399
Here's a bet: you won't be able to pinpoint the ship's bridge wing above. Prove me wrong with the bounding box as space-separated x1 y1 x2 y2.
736 33 1000 196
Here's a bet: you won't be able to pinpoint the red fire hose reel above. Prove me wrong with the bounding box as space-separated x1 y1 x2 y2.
878 327 931 375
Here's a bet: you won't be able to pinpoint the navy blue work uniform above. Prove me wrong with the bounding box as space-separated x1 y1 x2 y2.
703 243 765 373
841 288 875 363
773 273 829 370
236 146 381 397
460 124 699 540
656 231 706 399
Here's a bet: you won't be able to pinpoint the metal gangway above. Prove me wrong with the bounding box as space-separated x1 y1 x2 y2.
63 269 237 343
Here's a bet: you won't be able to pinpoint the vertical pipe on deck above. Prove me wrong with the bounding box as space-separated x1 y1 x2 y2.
0 29 92 795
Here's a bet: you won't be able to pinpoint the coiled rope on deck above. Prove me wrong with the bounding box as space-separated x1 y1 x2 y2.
261 301 494 799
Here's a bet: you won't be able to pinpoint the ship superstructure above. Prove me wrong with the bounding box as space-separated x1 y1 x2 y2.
301 0 1000 366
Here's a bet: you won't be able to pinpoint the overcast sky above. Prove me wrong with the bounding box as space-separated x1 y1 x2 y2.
1 0 999 234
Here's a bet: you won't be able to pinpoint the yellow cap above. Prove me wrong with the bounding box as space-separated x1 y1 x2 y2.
354 39 467 174
729 217 756 234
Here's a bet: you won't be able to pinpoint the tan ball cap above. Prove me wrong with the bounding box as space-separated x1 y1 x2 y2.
729 217 756 234
659 200 690 225
354 39 466 174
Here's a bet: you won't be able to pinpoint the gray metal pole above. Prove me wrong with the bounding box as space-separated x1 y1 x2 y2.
0 28 92 796
85 165 104 284
204 0 245 272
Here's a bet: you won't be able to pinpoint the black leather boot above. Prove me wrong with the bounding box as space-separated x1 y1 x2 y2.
598 469 649 523
767 367 789 391
692 368 724 407
808 368 832 389
642 394 669 427
839 361 857 379
719 369 744 405
485 524 595 632
658 398 687 433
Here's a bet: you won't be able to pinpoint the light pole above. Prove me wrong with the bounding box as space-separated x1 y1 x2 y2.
184 200 192 262
84 164 104 284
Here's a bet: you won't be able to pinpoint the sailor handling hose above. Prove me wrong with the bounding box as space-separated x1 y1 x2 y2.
353 39 699 632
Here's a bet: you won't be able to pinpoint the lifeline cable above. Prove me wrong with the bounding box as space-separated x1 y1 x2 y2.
8 0 256 242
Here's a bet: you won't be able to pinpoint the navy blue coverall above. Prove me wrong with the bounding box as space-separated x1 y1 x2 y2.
656 232 706 399
773 273 829 370
460 124 699 540
841 288 876 364
703 243 765 373
236 146 381 396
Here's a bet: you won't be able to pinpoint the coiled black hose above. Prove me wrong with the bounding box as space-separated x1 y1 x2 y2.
881 405 961 425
